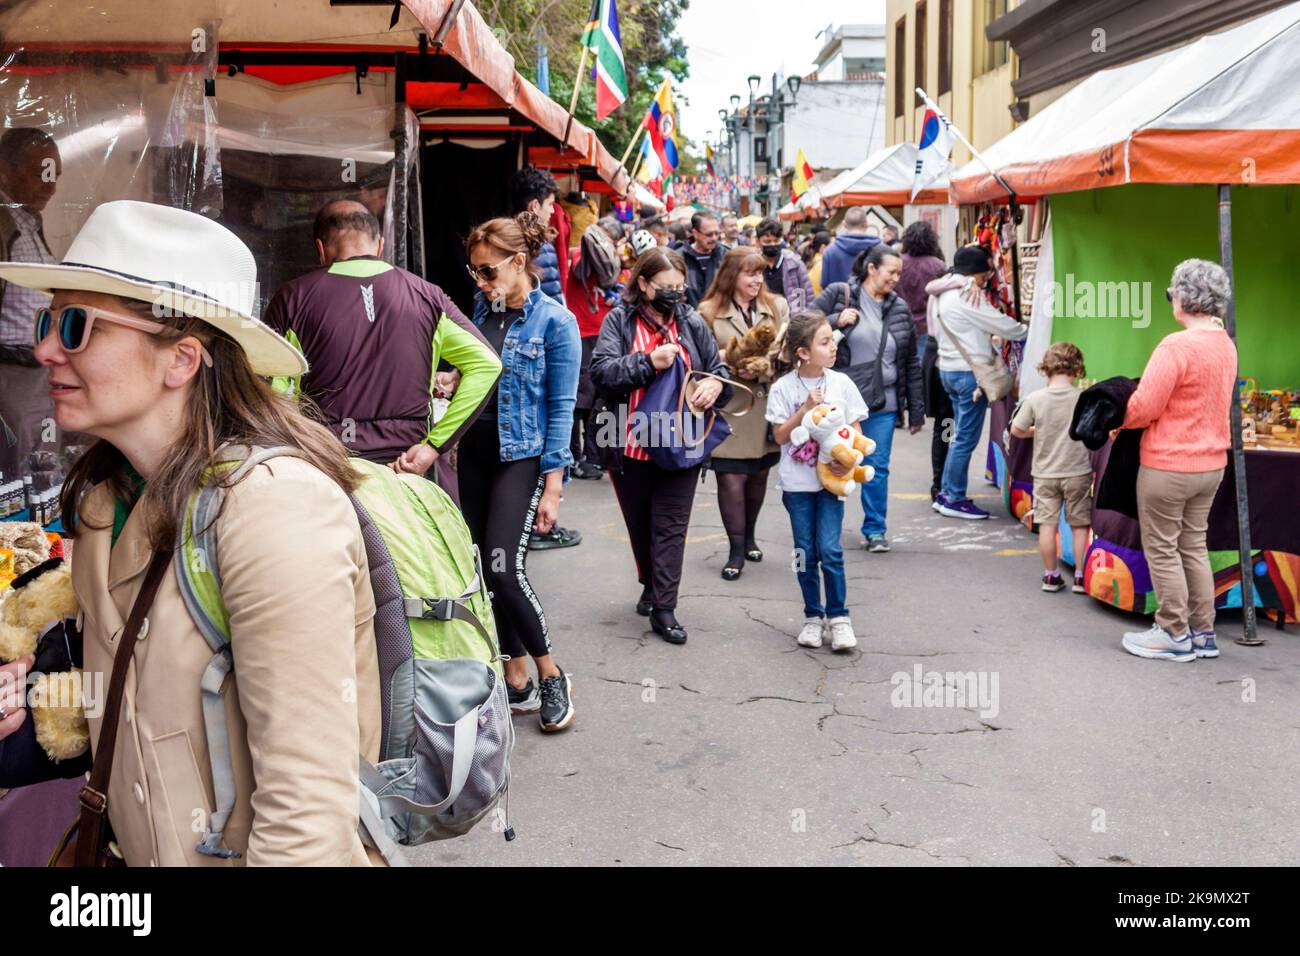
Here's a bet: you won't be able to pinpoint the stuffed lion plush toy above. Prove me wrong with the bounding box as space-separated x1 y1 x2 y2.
0 556 89 762
724 322 778 381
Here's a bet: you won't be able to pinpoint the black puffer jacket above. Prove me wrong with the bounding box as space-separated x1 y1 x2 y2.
589 301 733 473
815 277 925 427
1072 376 1144 518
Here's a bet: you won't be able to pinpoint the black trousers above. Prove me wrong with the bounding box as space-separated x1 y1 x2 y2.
609 457 701 611
570 335 601 464
457 419 550 659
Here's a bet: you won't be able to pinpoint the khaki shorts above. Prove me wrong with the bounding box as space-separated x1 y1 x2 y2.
1034 474 1093 527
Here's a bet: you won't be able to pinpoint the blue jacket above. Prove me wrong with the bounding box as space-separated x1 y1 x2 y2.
473 284 581 474
819 233 880 289
536 241 565 303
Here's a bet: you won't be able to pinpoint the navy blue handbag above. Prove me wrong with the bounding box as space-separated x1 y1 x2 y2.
638 356 750 470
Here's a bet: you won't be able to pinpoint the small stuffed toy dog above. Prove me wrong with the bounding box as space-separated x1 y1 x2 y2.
789 403 877 497
724 322 778 381
0 558 89 762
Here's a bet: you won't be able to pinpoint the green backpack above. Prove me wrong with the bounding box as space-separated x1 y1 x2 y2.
175 446 514 865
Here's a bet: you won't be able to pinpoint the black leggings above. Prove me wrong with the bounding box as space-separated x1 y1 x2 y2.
457 419 550 660
716 471 770 565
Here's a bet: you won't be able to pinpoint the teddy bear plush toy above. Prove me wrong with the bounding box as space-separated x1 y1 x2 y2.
0 557 89 763
789 403 877 497
724 322 778 381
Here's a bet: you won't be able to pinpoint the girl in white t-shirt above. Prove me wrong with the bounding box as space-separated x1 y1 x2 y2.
766 311 871 651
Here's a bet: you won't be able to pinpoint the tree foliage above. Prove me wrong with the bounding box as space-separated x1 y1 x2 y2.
476 0 693 167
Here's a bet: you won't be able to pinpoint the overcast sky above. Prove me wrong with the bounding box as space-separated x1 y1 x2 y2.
674 0 888 156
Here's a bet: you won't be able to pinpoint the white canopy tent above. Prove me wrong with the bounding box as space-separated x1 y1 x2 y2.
950 1 1300 202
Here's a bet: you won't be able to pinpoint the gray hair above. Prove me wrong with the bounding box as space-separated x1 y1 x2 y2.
1170 258 1231 317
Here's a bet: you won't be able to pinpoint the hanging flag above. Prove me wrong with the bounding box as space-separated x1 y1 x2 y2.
791 148 814 200
913 101 955 199
642 78 679 173
705 143 715 177
663 173 675 212
637 132 663 184
536 42 550 96
581 0 628 120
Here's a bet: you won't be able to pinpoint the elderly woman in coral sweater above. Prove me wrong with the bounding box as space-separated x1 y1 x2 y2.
1119 259 1239 663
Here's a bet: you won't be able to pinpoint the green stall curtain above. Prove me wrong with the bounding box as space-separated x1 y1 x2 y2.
1050 183 1300 388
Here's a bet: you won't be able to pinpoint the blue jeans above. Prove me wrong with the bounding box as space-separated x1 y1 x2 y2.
939 369 988 501
858 411 896 538
782 491 848 619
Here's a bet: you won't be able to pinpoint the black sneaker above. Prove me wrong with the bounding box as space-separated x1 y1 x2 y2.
538 671 575 732
529 527 583 550
507 678 541 714
571 461 604 480
1041 571 1065 592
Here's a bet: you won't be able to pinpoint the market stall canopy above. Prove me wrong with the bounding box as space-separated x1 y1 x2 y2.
818 143 949 207
634 183 665 212
0 0 629 194
950 2 1300 203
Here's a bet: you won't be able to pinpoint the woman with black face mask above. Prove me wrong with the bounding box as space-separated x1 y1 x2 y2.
590 248 734 645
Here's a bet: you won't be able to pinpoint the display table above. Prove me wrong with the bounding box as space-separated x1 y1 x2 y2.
985 396 1299 624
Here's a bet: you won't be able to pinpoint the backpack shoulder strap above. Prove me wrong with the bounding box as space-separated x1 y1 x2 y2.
175 444 305 860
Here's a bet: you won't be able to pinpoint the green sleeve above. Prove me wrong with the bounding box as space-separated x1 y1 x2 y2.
427 314 502 451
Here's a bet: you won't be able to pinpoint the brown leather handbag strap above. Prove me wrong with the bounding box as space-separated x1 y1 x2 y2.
76 549 173 866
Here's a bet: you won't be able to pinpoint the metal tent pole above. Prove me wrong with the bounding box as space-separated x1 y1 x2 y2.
1218 183 1263 646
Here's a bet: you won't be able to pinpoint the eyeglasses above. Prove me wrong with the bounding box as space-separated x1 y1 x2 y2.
467 254 519 283
35 304 214 367
649 280 687 294
1166 289 1174 302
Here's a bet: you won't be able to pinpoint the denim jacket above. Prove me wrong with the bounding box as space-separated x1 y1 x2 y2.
472 284 581 474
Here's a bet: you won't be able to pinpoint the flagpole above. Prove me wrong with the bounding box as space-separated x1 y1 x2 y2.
562 46 591 150
618 123 646 168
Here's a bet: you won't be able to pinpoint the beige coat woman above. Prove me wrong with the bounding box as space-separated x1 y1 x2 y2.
704 296 788 461
73 457 383 866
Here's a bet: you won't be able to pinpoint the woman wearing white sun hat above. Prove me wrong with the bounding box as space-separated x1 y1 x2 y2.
0 200 385 865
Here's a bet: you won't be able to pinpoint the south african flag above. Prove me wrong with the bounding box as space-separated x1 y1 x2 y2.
581 0 628 120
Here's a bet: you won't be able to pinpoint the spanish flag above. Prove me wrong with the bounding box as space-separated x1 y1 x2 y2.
791 147 814 200
642 78 679 173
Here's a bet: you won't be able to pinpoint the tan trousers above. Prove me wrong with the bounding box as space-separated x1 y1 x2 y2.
1136 465 1225 637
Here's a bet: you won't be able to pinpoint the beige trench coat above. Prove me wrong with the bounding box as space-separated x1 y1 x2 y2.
72 457 383 866
704 296 788 461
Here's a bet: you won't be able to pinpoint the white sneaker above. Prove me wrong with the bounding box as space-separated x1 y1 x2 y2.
797 618 825 648
828 616 857 652
1121 623 1194 662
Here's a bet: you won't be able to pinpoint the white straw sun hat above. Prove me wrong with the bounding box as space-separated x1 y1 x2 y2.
0 199 307 377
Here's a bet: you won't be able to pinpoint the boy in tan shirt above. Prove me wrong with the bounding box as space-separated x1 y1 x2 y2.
1011 343 1093 593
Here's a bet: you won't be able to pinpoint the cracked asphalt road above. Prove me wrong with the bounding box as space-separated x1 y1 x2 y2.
411 421 1300 867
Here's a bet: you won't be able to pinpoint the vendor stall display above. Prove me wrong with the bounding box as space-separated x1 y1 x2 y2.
953 4 1300 632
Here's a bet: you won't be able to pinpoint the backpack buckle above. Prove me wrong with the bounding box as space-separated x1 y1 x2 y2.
422 598 456 621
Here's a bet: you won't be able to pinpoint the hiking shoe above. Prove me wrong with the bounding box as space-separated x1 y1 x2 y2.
538 671 575 731
1042 571 1065 592
797 618 825 648
1073 575 1086 594
529 526 582 550
1121 623 1194 662
1190 630 1220 658
935 495 990 520
507 678 541 715
828 617 857 652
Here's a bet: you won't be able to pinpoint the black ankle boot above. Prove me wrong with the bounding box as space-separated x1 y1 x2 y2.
650 609 687 644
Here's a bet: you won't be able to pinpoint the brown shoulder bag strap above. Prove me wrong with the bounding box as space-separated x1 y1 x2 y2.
76 549 173 866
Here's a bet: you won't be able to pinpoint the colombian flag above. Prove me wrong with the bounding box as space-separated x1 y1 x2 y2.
642 78 679 173
791 147 814 200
